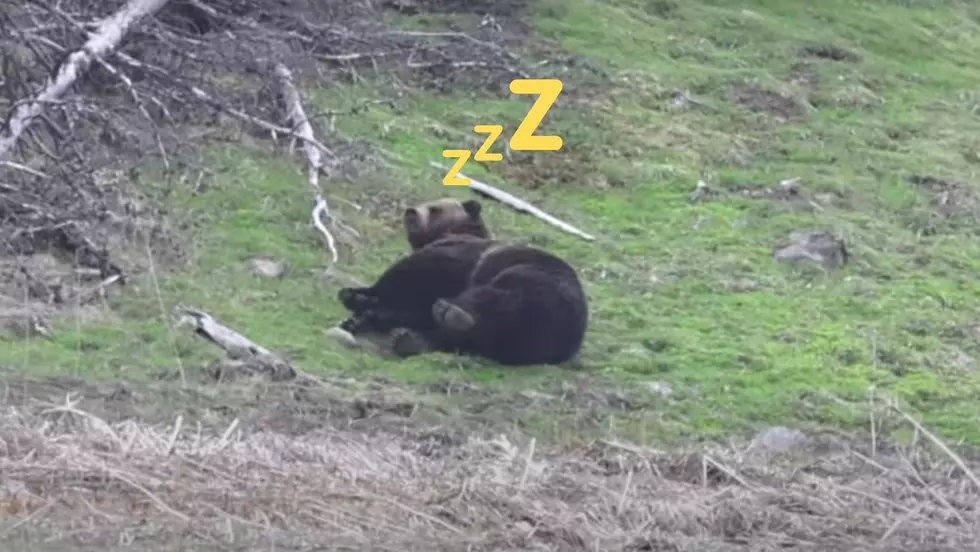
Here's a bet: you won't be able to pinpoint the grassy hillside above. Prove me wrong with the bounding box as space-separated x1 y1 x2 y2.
5 0 980 446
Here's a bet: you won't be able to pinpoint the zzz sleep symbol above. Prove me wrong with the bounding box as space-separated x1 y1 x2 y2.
441 79 564 186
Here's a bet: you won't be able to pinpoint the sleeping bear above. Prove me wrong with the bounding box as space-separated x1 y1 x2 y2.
337 197 588 366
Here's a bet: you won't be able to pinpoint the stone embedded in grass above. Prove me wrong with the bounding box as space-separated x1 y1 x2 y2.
429 380 481 394
751 426 810 452
246 256 286 279
325 325 359 348
644 381 672 398
773 229 848 270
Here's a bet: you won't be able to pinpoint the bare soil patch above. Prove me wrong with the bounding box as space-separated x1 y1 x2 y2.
906 174 980 235
797 42 860 63
729 85 807 122
494 149 609 191
908 175 980 218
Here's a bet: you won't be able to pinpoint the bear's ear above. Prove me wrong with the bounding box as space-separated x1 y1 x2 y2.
462 199 481 218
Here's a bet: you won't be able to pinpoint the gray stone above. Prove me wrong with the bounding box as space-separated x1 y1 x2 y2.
774 229 848 269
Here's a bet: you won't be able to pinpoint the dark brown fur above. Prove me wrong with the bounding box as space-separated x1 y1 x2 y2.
338 198 588 366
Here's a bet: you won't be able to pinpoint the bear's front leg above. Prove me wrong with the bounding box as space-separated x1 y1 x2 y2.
342 307 416 335
389 327 432 357
338 287 380 312
339 312 367 334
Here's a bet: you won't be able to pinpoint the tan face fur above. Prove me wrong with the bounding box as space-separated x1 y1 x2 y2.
403 198 492 251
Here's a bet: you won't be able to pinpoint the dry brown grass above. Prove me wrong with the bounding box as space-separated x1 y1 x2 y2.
0 393 977 551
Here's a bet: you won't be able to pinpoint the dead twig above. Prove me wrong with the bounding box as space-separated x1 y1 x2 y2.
0 160 49 179
892 405 980 493
273 62 342 263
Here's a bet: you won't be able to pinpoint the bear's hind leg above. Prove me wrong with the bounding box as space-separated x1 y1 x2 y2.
432 298 476 331
432 285 518 333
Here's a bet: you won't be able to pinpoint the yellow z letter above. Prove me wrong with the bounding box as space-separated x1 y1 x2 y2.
472 125 504 162
508 79 563 151
442 149 471 186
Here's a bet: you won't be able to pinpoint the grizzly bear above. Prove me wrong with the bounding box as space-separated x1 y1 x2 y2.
338 197 588 366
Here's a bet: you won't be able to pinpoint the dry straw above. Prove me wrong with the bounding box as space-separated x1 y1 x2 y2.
0 393 978 550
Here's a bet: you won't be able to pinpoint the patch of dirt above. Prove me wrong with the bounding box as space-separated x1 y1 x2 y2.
909 174 980 217
485 95 621 192
789 60 820 86
492 149 611 190
391 0 538 17
906 174 980 235
729 84 807 122
644 0 680 18
798 42 860 63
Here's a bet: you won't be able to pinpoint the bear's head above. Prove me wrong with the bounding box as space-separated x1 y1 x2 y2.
403 197 491 251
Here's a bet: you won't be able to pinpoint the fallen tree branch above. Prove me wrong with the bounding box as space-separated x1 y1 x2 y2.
175 306 295 381
428 162 596 242
273 62 341 263
176 306 280 359
0 0 173 161
0 161 49 179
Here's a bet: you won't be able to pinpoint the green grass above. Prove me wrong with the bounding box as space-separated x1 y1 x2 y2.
6 0 980 445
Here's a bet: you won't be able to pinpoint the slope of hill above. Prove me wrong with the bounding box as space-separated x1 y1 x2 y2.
2 0 980 548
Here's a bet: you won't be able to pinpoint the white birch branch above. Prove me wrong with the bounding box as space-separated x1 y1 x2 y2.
273 62 340 263
428 161 596 242
176 307 279 359
0 0 173 161
176 306 296 382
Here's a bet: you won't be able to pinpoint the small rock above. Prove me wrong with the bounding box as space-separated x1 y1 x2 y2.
246 257 286 279
722 278 760 292
778 177 802 192
519 389 556 402
813 193 839 206
430 380 481 394
752 426 809 452
514 521 534 533
644 381 673 398
325 325 359 348
773 229 848 270
689 180 716 202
